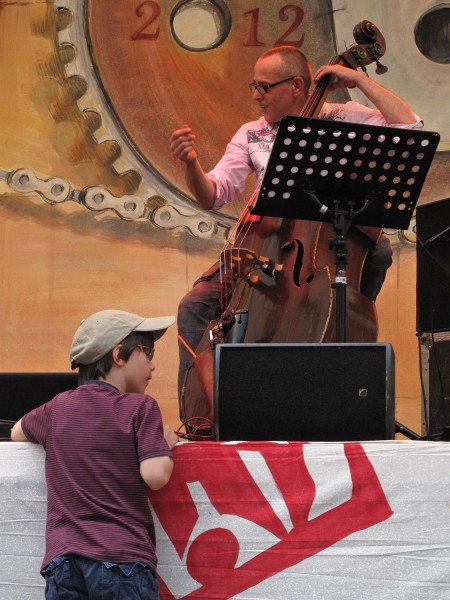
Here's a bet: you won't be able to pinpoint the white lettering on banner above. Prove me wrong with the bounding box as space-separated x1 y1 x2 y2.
238 450 294 532
186 482 280 565
154 479 280 598
303 443 352 520
153 511 201 599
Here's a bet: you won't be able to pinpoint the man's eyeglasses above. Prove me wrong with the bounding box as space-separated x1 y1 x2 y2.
137 345 155 361
248 75 301 95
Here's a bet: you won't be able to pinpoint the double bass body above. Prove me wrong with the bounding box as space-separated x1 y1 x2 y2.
183 215 378 429
221 216 378 346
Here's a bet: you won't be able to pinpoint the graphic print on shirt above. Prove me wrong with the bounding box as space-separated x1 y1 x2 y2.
321 105 347 121
247 125 278 181
149 442 393 599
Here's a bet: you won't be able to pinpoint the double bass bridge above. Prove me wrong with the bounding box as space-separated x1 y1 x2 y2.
220 247 283 285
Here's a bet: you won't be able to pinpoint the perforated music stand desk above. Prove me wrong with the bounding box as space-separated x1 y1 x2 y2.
252 116 439 341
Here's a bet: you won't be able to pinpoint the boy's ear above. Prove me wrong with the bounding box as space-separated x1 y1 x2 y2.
112 344 125 366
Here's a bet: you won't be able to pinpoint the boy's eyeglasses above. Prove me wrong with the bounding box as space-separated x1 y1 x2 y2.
137 345 155 361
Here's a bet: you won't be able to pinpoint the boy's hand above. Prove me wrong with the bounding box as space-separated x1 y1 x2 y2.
163 424 179 449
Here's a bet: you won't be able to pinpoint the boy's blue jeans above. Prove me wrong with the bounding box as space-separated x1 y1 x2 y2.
42 555 160 599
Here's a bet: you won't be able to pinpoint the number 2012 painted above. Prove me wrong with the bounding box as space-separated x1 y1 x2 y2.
131 1 305 48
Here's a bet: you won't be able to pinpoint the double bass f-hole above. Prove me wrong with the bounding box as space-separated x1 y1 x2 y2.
281 239 304 288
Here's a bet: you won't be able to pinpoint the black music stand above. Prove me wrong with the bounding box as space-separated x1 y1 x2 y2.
252 116 439 342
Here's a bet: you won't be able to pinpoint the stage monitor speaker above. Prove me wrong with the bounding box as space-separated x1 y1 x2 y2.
427 339 450 435
214 343 395 442
416 197 450 333
0 372 78 422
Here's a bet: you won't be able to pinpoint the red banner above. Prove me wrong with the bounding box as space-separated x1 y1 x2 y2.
149 442 393 599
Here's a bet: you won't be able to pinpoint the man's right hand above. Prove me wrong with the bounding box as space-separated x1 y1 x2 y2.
169 123 217 210
170 124 197 164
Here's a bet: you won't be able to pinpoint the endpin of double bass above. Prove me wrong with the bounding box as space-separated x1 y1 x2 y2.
223 309 248 344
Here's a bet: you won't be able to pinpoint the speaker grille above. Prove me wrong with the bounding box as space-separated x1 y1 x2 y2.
426 339 450 435
0 373 78 422
416 198 450 333
214 343 395 441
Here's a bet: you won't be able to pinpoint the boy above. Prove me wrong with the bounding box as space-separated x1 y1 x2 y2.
11 309 179 600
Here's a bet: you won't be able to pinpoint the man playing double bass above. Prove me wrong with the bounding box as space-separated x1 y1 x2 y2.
170 45 422 406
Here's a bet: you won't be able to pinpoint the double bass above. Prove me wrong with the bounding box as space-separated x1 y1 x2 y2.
181 21 389 433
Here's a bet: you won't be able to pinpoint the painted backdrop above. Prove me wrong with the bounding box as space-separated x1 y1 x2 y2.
0 0 449 433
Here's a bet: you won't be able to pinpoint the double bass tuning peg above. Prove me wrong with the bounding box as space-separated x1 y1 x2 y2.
371 41 388 75
375 59 388 75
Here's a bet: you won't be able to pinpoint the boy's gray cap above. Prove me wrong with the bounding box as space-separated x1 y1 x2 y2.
70 309 175 368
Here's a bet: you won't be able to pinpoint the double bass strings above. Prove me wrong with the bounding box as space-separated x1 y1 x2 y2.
218 184 262 313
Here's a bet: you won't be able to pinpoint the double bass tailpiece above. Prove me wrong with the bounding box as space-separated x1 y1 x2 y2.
220 247 283 284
